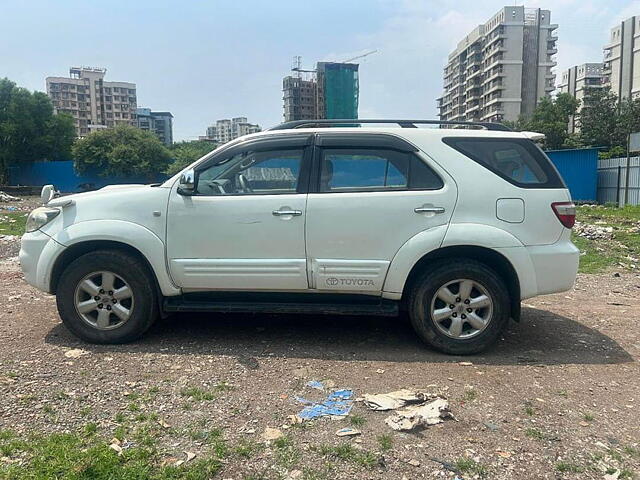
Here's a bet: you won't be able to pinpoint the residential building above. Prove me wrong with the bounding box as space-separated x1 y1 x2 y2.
437 6 557 124
136 108 174 146
558 63 604 132
282 61 359 121
603 15 640 101
204 117 261 144
46 67 137 137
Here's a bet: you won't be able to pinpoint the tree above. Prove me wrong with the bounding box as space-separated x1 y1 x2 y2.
73 124 171 178
166 140 218 175
0 78 75 183
579 87 618 149
510 93 580 150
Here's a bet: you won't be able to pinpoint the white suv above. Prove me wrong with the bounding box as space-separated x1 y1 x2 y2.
19 120 579 354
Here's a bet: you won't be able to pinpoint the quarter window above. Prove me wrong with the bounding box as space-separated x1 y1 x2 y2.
443 137 564 188
318 148 443 192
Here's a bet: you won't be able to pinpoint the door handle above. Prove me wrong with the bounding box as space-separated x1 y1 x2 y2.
272 209 302 216
414 206 445 214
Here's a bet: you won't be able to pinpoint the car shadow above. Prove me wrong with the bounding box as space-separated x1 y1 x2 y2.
44 306 634 366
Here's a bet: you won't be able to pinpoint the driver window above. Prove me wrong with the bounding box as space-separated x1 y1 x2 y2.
195 148 303 196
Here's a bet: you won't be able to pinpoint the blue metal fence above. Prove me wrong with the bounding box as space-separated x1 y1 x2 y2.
546 148 598 202
7 160 168 193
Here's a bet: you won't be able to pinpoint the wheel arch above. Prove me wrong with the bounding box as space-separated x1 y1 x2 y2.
49 220 180 297
52 240 146 293
401 245 521 321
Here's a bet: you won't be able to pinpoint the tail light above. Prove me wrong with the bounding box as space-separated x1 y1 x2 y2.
551 202 576 228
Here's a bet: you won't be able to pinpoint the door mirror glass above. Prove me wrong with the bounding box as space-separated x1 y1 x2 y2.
177 169 195 195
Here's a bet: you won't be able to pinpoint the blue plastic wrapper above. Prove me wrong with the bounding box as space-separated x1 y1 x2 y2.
296 389 354 420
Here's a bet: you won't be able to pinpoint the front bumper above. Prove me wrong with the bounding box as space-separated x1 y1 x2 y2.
19 230 66 293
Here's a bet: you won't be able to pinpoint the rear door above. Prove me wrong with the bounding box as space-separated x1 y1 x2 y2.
305 133 457 294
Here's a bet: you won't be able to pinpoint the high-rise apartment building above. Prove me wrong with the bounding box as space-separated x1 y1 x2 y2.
603 15 640 101
204 117 261 144
136 108 174 146
558 63 604 132
437 6 557 124
46 67 137 137
282 61 359 122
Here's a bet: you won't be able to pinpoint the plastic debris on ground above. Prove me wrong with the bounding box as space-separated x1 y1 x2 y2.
362 388 455 431
305 380 325 390
335 427 361 437
296 388 354 420
362 388 435 411
0 192 21 202
385 397 454 431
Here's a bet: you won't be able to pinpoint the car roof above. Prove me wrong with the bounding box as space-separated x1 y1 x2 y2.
240 126 533 141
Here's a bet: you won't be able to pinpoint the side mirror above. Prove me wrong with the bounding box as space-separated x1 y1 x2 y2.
41 184 57 205
177 169 195 195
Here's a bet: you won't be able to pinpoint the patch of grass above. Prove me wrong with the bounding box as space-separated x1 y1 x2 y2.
180 386 215 402
302 465 334 480
349 414 366 427
83 423 98 436
377 434 393 452
0 428 222 479
623 445 639 458
274 443 301 469
557 390 568 398
462 387 477 402
555 461 584 473
525 427 545 440
316 444 378 469
523 401 535 416
454 458 488 476
0 212 27 236
42 405 55 415
114 412 126 423
573 205 640 273
127 402 140 412
234 440 264 459
186 427 227 457
583 412 595 421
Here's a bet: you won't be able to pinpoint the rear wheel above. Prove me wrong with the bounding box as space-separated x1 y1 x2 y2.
56 250 158 344
407 259 510 355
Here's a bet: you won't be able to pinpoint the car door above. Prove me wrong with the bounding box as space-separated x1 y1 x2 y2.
166 134 312 291
305 133 457 293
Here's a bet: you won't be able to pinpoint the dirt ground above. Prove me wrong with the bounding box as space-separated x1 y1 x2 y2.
0 204 638 478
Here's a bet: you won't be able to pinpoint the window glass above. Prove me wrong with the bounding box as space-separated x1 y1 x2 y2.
319 148 442 192
443 138 565 187
196 149 303 195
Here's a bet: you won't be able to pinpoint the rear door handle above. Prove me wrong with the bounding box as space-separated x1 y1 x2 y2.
272 209 302 216
414 206 445 214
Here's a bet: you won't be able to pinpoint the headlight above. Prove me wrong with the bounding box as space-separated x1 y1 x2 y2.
25 207 60 233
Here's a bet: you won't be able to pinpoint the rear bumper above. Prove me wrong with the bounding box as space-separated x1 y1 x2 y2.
497 232 579 300
526 238 579 296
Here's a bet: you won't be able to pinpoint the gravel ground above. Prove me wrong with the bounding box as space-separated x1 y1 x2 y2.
0 248 637 479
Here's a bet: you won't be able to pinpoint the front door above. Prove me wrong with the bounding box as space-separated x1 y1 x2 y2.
305 133 457 293
166 136 312 291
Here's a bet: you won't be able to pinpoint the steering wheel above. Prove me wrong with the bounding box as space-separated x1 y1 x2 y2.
237 173 253 193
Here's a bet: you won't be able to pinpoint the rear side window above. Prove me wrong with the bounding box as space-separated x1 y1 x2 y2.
443 137 565 188
319 148 443 192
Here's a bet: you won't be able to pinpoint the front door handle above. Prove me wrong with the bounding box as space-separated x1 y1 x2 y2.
272 209 302 216
414 206 445 214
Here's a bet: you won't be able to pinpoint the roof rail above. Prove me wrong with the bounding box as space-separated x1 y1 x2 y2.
268 119 512 132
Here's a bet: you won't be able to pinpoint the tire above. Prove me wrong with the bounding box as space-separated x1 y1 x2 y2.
56 250 158 344
407 259 510 355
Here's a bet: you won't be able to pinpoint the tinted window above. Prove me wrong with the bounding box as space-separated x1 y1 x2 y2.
443 137 565 188
319 148 443 192
196 149 303 195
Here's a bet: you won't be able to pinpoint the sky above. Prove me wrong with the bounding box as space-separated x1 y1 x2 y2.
1 0 639 141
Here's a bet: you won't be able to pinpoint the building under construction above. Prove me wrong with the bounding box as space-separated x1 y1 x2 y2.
282 56 362 122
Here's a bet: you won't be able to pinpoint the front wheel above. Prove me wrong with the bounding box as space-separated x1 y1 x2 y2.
407 259 510 355
56 250 158 344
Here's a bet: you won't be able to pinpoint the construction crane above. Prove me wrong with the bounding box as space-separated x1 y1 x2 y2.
343 49 378 63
